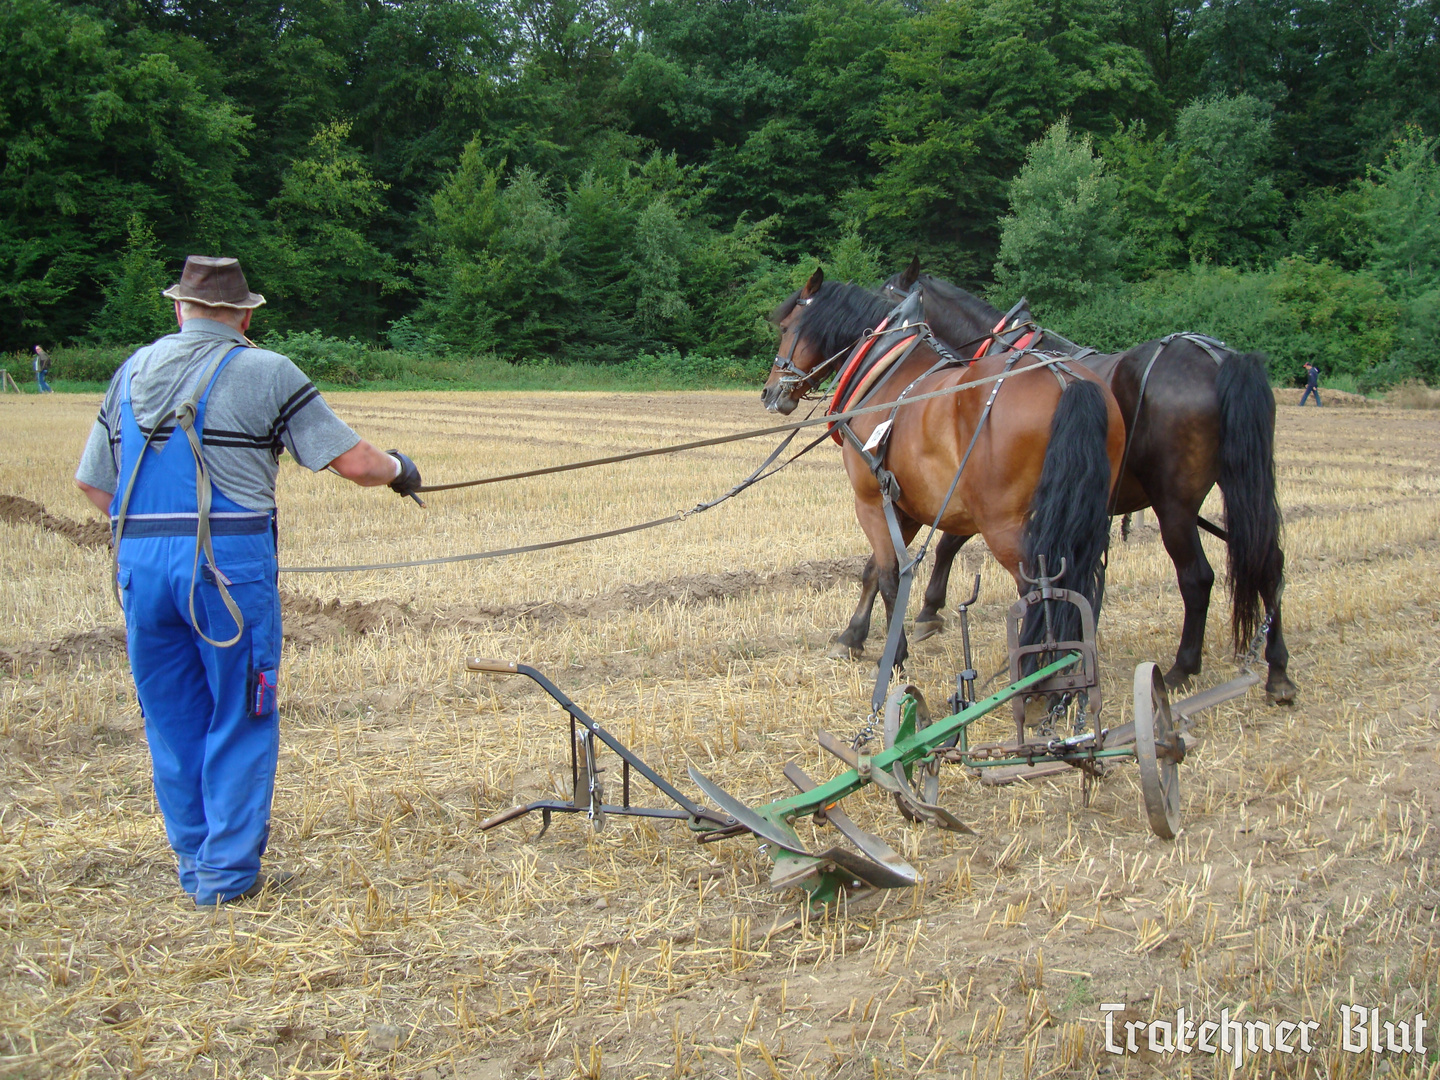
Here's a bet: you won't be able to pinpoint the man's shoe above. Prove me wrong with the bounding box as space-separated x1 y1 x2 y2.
197 871 296 907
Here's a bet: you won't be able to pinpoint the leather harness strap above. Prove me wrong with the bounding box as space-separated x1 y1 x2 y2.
847 341 1086 713
1108 332 1230 518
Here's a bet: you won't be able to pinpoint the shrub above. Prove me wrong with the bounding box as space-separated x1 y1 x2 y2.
1386 380 1440 409
1044 260 1398 383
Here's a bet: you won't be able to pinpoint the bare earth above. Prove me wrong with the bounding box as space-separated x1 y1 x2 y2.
2 392 1437 1079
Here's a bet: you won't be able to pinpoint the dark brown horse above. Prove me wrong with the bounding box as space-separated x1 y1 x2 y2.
866 262 1293 703
762 269 1125 676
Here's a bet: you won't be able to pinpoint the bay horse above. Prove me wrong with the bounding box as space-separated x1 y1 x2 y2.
870 261 1294 703
761 269 1125 678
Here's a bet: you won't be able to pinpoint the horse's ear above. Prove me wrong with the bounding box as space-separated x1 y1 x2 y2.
901 255 920 288
802 267 824 298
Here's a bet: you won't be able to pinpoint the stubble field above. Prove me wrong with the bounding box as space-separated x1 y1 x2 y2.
2 390 1439 1080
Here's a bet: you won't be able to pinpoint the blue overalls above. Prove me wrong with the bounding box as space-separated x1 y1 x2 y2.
111 346 282 905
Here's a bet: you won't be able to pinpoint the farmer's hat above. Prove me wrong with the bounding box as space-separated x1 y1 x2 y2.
162 256 266 310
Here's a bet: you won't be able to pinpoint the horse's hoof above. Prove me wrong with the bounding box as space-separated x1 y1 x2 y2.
1162 665 1196 692
1266 674 1297 705
827 642 863 661
912 617 945 643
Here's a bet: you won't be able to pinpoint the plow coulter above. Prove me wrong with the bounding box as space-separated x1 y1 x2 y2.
468 564 1260 908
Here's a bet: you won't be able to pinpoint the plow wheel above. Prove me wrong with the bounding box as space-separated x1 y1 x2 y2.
883 685 940 822
1133 662 1181 840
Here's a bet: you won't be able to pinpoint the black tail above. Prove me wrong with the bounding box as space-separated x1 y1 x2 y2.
1216 351 1283 651
1020 379 1113 651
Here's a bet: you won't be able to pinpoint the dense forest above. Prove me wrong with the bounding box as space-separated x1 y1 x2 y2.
3 0 1439 387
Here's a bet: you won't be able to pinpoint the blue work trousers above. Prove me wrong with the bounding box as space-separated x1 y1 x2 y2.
119 542 281 904
1300 385 1321 406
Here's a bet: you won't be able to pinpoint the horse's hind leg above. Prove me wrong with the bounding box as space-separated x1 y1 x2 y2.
829 555 881 659
914 532 972 642
1155 502 1214 689
1261 550 1295 704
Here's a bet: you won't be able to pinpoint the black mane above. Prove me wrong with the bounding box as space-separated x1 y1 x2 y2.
772 281 894 362
908 273 1005 346
914 274 1002 326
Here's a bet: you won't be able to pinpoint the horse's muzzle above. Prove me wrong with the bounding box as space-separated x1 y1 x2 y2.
760 384 798 414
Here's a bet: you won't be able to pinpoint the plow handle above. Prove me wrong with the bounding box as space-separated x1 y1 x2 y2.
466 657 519 674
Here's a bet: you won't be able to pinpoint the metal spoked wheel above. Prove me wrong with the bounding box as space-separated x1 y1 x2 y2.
883 684 940 821
1133 662 1181 840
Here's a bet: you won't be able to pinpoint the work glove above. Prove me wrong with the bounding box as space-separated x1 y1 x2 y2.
386 450 424 505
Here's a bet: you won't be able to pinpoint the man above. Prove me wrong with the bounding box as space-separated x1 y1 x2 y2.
74 255 423 906
33 344 52 392
1300 360 1322 407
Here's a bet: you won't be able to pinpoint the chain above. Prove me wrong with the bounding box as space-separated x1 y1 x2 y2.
1244 611 1274 669
850 711 881 751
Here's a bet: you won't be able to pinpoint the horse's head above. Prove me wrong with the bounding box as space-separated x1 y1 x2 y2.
762 268 828 415
761 269 895 414
880 255 922 304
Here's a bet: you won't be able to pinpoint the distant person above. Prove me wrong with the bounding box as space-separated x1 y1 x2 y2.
33 345 52 393
1300 361 1322 407
74 255 425 906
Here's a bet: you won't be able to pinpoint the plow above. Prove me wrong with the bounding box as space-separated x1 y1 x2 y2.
469 559 1261 909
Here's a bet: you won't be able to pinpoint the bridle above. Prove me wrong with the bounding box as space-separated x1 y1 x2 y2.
769 297 816 393
768 297 866 400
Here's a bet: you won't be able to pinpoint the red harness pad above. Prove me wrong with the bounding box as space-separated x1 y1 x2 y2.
828 333 919 444
828 314 892 417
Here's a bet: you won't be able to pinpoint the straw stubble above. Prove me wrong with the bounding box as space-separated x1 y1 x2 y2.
1 391 1437 1078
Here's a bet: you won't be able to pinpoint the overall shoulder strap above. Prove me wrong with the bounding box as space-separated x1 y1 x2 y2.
175 344 250 648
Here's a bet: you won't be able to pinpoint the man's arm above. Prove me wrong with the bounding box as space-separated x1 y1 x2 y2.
327 440 404 486
76 481 113 514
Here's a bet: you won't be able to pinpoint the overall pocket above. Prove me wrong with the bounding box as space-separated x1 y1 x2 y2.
198 557 281 720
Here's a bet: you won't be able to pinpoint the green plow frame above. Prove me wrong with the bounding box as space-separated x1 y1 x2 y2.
689 652 1084 906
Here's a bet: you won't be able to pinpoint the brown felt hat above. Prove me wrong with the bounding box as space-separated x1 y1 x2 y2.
162 256 266 310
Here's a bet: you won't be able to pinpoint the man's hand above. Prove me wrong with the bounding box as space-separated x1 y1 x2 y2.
386 450 423 504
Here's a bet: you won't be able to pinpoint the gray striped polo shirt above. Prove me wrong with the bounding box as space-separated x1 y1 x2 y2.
75 319 360 512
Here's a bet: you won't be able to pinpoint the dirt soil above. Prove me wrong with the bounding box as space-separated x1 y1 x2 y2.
2 392 1438 1080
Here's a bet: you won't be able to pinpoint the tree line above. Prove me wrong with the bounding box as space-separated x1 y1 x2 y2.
3 0 1438 387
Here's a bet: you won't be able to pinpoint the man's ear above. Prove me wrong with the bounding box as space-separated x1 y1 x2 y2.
174 300 185 328
240 309 253 334
802 267 824 298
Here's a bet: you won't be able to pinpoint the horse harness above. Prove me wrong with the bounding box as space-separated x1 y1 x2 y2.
822 289 1098 713
970 310 1233 538
1107 332 1227 520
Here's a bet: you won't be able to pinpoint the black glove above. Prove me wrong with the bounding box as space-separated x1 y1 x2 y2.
386 450 424 504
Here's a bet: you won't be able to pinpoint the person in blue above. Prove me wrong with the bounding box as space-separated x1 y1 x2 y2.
1300 360 1322 406
74 255 423 906
33 345 53 392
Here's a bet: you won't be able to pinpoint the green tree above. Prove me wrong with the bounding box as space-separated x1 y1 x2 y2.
1363 131 1440 304
1103 120 1207 277
858 0 1158 283
1170 93 1282 264
89 215 175 346
993 119 1123 309
418 145 570 357
822 219 885 286
261 121 402 338
1361 130 1440 383
0 0 248 342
